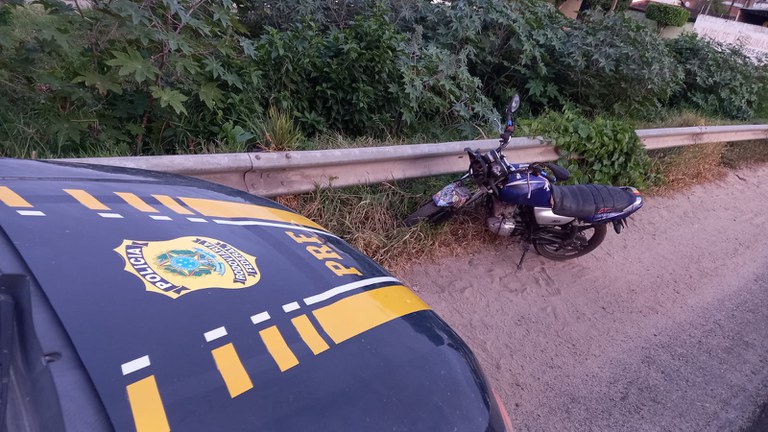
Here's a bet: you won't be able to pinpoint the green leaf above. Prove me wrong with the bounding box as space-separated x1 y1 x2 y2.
37 26 70 51
150 86 188 115
187 17 212 36
72 72 123 95
576 123 591 138
239 36 256 59
125 124 145 136
164 32 193 54
525 80 545 97
223 71 243 89
203 58 226 80
198 82 224 109
161 0 189 23
212 5 230 25
106 49 159 84
232 126 255 144
108 0 148 25
172 57 200 75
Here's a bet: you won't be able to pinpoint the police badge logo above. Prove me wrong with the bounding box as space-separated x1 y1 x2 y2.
114 236 261 299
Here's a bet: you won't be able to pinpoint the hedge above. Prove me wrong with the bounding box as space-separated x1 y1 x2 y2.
646 3 691 27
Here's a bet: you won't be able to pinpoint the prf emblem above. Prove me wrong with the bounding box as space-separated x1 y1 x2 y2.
115 236 261 299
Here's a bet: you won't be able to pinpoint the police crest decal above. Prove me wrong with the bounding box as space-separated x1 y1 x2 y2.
114 236 261 299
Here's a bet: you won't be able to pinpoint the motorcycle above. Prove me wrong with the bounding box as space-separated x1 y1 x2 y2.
404 95 644 266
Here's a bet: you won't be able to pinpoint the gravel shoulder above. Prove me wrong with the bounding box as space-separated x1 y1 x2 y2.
398 166 768 432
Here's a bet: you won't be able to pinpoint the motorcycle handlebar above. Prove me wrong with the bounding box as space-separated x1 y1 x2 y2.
464 148 556 184
506 164 554 182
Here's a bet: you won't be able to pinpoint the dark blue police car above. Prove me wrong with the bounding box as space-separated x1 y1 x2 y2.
0 158 512 431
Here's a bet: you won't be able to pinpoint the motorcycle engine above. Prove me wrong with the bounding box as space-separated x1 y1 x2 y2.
486 200 518 237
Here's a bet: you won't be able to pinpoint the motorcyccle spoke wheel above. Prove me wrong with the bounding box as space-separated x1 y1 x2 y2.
532 223 607 260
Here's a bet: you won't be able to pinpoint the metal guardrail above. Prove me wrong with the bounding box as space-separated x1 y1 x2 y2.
66 125 768 197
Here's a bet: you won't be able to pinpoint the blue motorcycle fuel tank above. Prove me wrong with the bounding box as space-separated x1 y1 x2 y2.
498 165 553 207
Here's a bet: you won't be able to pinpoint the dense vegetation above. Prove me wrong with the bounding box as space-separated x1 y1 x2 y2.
0 0 766 186
521 108 652 186
668 34 767 120
646 3 691 29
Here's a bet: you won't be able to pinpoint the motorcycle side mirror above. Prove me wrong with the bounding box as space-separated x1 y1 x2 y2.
507 94 520 115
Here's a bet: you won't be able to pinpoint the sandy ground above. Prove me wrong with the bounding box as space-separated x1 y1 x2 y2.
398 166 768 432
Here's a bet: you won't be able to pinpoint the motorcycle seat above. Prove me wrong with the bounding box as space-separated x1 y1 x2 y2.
551 184 636 218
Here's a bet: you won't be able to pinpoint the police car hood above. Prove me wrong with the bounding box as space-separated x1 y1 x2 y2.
0 160 495 431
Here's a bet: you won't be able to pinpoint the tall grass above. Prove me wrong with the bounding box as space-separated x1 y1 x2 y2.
644 111 768 194
257 107 303 151
276 181 498 270
721 141 768 168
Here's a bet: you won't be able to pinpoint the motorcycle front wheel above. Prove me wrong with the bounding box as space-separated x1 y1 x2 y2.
404 201 453 227
533 223 607 260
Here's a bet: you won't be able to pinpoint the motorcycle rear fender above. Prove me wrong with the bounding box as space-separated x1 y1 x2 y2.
579 187 643 223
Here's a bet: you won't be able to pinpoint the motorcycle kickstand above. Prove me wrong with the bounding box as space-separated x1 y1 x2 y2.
517 241 531 271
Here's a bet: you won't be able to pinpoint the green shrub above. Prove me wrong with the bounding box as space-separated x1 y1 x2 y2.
587 0 633 12
3 0 765 160
0 0 264 157
521 108 652 187
254 11 495 138
667 34 768 119
0 0 498 157
236 0 426 35
254 14 404 136
412 0 569 110
646 3 690 28
400 2 681 115
398 35 497 137
554 13 683 115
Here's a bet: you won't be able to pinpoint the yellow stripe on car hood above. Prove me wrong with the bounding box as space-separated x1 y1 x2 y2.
179 197 325 230
312 285 430 344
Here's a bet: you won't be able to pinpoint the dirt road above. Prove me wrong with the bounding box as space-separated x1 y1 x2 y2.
399 166 768 431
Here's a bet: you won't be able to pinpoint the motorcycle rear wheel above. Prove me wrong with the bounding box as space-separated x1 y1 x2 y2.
404 201 453 227
533 223 607 260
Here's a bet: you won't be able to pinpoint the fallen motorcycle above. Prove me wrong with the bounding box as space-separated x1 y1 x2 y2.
404 95 643 266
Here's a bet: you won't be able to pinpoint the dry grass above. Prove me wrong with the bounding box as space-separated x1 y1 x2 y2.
644 111 729 196
648 143 727 196
722 140 768 168
640 111 768 194
276 185 499 270
645 112 768 195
